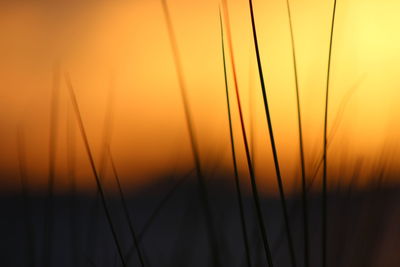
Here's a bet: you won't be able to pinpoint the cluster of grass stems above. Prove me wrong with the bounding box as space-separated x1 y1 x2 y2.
16 0 342 266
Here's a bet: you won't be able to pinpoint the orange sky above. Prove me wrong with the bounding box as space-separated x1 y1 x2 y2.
1 0 400 193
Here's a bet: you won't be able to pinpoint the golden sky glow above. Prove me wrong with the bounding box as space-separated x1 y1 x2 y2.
1 0 400 193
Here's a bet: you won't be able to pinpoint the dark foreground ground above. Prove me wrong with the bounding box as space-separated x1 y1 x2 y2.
1 174 400 267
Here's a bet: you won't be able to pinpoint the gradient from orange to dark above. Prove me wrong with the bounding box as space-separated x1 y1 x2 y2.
1 0 400 194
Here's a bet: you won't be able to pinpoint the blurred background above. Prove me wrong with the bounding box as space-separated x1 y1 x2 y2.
1 0 400 192
1 0 400 266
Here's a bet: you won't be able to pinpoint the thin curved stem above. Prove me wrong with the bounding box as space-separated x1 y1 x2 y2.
247 1 296 266
285 0 309 266
323 1 338 266
221 1 274 266
160 1 220 265
65 73 127 267
220 11 252 267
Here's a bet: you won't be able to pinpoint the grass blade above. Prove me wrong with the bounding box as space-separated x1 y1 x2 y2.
108 147 146 267
272 78 360 257
86 70 115 260
44 61 60 267
66 105 79 267
160 1 220 265
220 1 275 266
247 0 296 266
17 125 36 267
219 11 252 267
285 1 309 265
322 1 338 266
65 72 127 267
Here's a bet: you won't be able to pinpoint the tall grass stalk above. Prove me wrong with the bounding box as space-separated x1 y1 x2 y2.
220 1 274 266
17 125 35 267
160 1 220 265
219 11 252 267
272 79 361 257
323 1 338 266
44 61 60 267
66 106 79 267
247 1 296 266
249 55 256 169
86 71 115 260
65 73 127 267
272 78 359 256
285 0 309 265
108 147 146 267
99 72 115 190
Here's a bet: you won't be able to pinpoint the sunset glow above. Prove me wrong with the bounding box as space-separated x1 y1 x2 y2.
1 0 400 193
